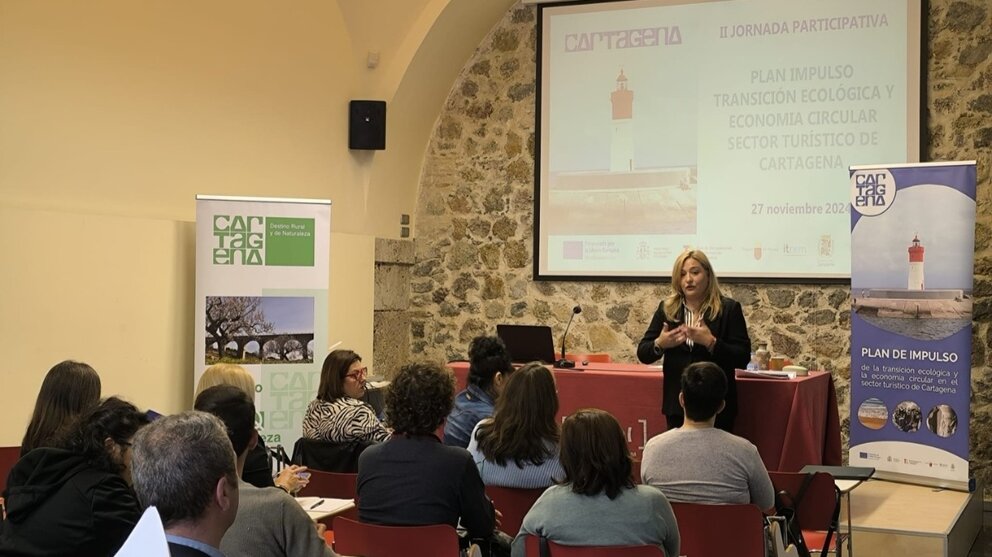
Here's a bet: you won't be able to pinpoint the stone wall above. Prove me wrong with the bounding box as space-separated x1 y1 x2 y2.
409 1 992 497
373 238 414 380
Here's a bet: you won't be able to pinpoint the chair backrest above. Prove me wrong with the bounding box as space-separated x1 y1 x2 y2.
0 446 20 494
768 471 838 531
332 516 461 557
670 502 765 557
298 469 358 499
484 485 545 536
292 437 372 473
522 535 664 556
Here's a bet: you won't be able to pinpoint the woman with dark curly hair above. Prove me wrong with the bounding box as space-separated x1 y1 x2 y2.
1 397 150 557
358 362 508 556
468 363 564 488
512 409 680 557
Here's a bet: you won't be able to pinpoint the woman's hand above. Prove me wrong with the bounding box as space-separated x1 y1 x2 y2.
684 318 716 350
655 322 686 350
274 465 310 494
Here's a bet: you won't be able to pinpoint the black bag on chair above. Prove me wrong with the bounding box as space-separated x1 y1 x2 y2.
774 474 814 557
291 438 373 472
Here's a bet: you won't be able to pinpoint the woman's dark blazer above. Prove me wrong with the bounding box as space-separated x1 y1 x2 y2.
637 295 751 421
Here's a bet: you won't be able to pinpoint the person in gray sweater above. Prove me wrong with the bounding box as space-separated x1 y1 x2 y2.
195 385 335 557
512 409 679 557
640 361 775 511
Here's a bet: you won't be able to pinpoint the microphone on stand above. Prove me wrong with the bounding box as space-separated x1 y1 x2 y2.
555 305 582 369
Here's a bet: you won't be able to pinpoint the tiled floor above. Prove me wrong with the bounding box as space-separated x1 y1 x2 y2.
967 511 991 557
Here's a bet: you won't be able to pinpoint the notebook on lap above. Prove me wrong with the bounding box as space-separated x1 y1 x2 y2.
496 324 556 365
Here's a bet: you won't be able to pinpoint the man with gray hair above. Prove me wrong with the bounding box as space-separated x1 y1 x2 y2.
131 411 240 557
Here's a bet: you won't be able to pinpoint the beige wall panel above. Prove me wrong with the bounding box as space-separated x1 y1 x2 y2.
0 205 377 446
328 232 376 373
0 206 195 445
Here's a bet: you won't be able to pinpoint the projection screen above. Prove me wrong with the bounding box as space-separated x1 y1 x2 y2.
535 0 925 281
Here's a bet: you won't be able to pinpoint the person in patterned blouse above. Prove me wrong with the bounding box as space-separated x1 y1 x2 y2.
301 350 390 444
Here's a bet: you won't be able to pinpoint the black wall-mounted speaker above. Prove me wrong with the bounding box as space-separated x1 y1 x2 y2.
349 100 386 150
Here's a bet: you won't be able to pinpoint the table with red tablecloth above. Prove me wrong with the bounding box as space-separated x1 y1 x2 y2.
447 362 841 471
734 371 843 472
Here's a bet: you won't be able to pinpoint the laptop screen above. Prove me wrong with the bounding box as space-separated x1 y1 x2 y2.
496 324 556 364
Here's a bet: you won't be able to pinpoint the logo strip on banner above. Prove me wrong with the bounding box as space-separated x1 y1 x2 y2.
194 194 331 456
848 162 976 492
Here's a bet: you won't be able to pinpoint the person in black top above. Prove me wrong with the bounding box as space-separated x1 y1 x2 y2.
195 363 309 492
358 362 508 556
19 360 101 457
637 250 751 432
1 397 148 557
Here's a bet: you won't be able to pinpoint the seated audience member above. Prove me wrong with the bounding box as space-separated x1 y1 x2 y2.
1 397 149 557
513 409 680 557
302 350 389 444
444 336 514 448
196 363 309 493
640 361 774 511
358 362 507 556
131 411 239 557
195 385 335 557
468 363 564 488
20 359 101 456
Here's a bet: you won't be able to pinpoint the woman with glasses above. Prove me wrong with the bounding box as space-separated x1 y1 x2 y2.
636 249 751 432
0 397 149 557
302 349 390 444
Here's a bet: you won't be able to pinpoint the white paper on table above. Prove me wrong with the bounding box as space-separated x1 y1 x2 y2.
114 506 169 557
735 369 796 380
296 496 356 520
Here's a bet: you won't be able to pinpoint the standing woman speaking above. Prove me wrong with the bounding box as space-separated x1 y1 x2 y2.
637 250 751 432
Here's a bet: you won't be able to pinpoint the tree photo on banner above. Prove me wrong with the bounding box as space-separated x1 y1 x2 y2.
848 162 976 490
194 196 331 451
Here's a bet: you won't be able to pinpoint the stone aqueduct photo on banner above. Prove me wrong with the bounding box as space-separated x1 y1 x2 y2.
204 296 315 365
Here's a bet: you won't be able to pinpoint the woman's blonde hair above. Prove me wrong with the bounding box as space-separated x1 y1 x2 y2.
195 363 256 399
663 249 723 322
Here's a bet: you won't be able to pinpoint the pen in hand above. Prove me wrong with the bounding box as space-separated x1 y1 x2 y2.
309 499 324 510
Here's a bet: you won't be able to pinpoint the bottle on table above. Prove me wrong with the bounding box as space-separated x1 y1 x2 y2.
746 352 759 371
755 342 771 371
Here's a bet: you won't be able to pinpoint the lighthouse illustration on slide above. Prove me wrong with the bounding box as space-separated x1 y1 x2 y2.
610 69 634 172
908 234 925 290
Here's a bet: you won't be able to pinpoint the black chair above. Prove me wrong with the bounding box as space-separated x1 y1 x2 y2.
291 437 373 473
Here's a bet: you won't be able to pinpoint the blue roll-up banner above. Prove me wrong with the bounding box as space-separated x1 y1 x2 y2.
849 161 976 491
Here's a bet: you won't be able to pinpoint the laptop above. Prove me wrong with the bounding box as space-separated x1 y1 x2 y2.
496 324 556 364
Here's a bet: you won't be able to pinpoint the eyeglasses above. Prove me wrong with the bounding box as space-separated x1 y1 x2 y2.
345 367 368 380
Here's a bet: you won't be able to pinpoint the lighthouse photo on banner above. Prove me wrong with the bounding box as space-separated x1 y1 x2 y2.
848 161 976 489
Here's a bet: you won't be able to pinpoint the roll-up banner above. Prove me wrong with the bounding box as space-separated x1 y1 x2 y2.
848 162 976 491
194 195 331 456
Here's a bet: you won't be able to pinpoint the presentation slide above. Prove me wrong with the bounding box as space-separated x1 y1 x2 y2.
537 0 923 280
